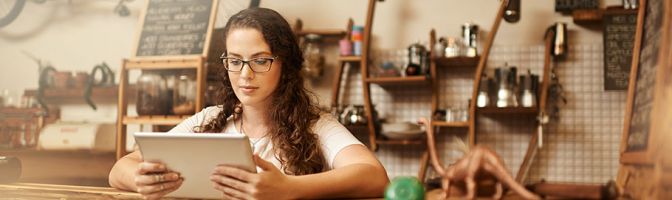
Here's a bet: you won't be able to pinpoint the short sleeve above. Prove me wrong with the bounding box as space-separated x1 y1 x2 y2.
314 114 364 169
168 106 223 133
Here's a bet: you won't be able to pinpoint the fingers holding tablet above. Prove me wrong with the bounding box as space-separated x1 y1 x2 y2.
135 161 184 199
138 180 184 200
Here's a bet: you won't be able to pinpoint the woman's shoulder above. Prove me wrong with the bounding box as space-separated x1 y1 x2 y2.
315 113 340 126
312 113 347 134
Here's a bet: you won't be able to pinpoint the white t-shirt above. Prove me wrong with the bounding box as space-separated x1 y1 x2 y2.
168 106 363 173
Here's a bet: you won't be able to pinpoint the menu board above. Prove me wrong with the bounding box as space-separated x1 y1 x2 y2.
603 11 637 90
625 0 662 152
135 0 215 57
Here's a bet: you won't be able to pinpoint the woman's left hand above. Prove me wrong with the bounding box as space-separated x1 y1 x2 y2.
211 155 294 200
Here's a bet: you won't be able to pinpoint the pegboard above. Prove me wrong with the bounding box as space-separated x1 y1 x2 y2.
336 43 624 184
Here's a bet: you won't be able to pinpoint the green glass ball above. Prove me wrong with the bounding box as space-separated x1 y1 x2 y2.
384 176 425 200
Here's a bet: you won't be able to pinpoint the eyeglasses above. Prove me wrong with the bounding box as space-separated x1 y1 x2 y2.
220 55 278 72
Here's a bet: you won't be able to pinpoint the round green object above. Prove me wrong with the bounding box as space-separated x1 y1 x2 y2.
384 176 425 200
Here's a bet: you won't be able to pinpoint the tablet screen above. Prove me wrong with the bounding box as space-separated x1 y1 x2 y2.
134 132 255 199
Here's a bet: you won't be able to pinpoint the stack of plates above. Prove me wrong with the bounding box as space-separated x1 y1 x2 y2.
381 122 425 140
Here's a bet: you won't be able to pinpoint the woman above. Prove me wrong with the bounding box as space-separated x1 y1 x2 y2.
108 7 389 199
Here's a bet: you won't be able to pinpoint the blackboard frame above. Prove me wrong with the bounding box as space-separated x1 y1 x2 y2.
131 0 219 59
620 0 671 165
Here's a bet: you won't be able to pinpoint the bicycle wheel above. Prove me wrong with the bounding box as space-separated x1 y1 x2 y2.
0 0 26 28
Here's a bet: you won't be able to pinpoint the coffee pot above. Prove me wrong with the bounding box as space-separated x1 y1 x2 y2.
519 70 538 108
477 76 491 107
495 64 518 107
406 43 427 76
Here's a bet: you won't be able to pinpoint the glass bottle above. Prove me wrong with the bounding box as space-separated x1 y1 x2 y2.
136 72 168 115
172 71 196 115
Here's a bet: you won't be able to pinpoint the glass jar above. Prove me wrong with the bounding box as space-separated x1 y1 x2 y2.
136 72 169 115
302 34 324 79
172 71 196 115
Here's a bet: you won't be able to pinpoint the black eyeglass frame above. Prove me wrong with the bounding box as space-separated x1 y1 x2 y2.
220 54 278 72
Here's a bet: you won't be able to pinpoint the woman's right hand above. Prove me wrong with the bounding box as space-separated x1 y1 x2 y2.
135 161 184 200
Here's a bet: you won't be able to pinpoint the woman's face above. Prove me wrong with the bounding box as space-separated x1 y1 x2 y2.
225 28 282 108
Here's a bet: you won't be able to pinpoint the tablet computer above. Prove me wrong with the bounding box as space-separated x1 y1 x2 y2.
134 132 256 199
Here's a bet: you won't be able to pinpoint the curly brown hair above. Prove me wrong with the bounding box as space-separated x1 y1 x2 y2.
197 8 326 175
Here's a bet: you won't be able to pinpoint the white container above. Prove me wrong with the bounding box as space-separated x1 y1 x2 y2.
38 122 116 152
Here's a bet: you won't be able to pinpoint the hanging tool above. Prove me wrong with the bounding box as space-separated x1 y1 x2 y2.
84 62 115 110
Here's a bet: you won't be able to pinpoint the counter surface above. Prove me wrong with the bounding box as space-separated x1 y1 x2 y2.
0 183 144 199
0 183 391 199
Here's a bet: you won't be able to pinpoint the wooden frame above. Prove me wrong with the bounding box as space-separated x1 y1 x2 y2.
620 0 670 165
131 0 219 59
116 0 217 159
116 57 207 159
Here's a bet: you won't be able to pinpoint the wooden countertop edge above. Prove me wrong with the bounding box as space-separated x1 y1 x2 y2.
0 183 140 197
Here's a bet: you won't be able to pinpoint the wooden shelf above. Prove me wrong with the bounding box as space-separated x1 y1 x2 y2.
338 56 362 62
365 75 430 85
572 7 639 26
24 86 132 105
125 58 202 70
477 106 538 115
572 9 604 25
296 29 346 37
122 115 190 125
432 121 469 128
433 56 480 68
376 138 424 145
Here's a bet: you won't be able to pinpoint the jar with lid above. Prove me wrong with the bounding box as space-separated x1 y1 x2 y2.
136 71 169 115
302 34 324 79
172 71 196 115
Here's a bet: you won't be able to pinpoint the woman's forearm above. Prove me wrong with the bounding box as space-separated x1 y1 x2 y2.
288 163 389 199
108 152 141 191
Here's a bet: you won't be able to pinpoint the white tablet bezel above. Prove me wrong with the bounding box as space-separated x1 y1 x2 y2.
134 132 255 199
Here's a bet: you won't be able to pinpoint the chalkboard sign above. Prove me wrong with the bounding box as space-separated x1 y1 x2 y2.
133 0 218 57
603 10 637 90
621 0 668 164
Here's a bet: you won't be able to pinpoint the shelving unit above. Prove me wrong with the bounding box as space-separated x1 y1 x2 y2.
115 57 207 159
416 29 482 181
419 0 555 183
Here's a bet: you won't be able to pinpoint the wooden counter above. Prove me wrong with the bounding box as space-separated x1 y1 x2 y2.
0 183 388 200
0 183 536 199
1 149 115 186
0 183 143 199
